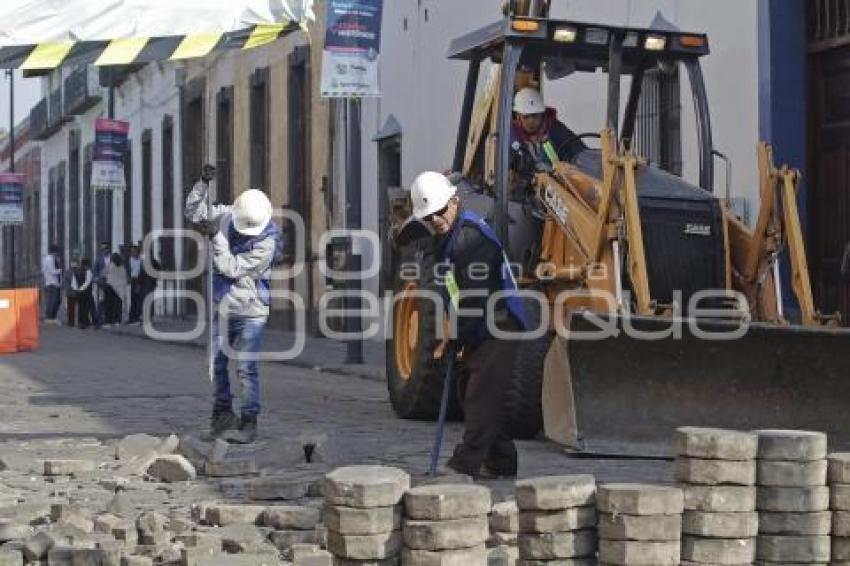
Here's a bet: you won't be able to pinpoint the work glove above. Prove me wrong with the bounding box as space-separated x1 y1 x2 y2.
510 142 536 176
197 219 220 239
198 212 232 239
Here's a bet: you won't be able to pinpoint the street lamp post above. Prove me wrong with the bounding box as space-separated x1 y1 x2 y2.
344 98 364 365
7 69 16 289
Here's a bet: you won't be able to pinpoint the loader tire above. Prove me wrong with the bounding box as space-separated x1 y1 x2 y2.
503 292 550 439
386 244 462 420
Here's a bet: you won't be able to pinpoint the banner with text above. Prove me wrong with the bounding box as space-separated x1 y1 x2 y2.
0 173 23 224
91 118 129 191
320 0 383 98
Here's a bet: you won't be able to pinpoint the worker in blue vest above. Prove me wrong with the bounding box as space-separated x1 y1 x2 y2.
410 171 529 479
185 166 283 444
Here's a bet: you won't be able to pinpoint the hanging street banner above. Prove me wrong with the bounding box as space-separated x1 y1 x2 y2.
91 119 129 192
321 0 383 98
0 173 24 225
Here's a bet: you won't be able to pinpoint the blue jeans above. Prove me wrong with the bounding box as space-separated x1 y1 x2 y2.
45 286 61 320
213 315 267 417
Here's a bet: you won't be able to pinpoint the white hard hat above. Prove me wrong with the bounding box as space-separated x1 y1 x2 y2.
410 172 457 220
231 189 273 236
514 87 545 115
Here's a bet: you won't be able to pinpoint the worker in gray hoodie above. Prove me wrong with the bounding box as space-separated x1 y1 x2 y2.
185 164 282 444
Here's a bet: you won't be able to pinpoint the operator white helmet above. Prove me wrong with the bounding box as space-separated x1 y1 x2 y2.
410 172 457 220
231 189 273 236
514 87 545 115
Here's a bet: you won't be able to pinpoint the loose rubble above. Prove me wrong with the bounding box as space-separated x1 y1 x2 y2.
2 426 849 565
0 433 329 566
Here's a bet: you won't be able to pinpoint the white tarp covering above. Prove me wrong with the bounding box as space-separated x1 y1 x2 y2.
0 0 314 47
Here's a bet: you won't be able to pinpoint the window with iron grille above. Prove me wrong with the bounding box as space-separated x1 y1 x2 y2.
162 116 175 270
216 86 234 205
47 166 56 248
68 131 80 257
30 181 41 279
83 144 93 258
250 67 270 193
57 163 66 253
95 175 112 247
142 129 152 237
809 0 850 51
634 67 682 176
123 144 132 246
288 48 310 258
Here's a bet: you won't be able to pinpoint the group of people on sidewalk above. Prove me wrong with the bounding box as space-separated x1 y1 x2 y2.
42 242 159 329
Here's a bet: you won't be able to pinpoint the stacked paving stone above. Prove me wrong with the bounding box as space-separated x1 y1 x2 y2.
829 452 850 564
488 500 520 565
402 483 491 565
675 426 758 565
597 483 683 565
514 475 597 565
323 465 409 565
755 429 831 565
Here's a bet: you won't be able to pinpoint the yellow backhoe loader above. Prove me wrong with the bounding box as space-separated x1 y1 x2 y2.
387 0 850 455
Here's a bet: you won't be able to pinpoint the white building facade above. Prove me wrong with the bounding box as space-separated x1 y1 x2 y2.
7 1 848 325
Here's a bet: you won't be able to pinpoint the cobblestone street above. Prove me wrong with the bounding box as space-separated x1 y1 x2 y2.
0 326 671 485
0 327 673 564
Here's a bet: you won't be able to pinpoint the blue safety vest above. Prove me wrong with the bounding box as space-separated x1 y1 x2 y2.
438 210 530 346
213 220 282 305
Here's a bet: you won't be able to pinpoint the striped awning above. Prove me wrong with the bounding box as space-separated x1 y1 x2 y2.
0 23 303 70
0 0 313 70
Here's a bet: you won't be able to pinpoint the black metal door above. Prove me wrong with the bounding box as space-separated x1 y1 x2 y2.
809 46 850 320
161 116 175 271
181 78 206 317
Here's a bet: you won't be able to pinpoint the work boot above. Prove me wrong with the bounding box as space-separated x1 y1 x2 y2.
200 408 238 441
222 415 258 444
476 463 517 481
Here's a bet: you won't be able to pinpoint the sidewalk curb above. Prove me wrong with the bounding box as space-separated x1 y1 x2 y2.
104 325 386 383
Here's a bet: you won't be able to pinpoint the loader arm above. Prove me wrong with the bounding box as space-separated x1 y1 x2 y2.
727 143 783 323
729 142 834 327
778 166 818 326
532 128 654 315
593 128 653 315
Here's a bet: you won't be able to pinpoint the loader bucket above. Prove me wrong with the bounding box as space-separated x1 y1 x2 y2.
544 312 850 457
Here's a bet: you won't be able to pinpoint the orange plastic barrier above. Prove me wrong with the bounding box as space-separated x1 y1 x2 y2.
0 288 40 353
15 288 40 351
0 290 17 353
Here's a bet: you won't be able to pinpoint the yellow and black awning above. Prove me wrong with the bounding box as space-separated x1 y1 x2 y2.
0 22 302 71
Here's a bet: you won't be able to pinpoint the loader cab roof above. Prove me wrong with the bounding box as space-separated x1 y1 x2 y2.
447 17 710 72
